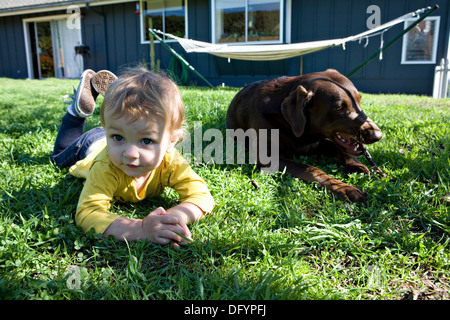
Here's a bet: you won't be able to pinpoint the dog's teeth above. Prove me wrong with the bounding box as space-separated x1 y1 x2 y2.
336 133 346 142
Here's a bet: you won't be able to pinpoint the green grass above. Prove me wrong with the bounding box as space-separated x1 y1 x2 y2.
0 77 449 300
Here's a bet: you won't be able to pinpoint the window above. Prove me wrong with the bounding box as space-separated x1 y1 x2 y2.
401 16 440 64
140 0 187 42
213 0 282 44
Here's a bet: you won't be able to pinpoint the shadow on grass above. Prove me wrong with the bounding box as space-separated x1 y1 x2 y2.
0 97 102 138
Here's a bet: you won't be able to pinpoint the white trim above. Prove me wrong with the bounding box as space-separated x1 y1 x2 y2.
211 0 285 45
401 16 441 65
139 0 189 45
211 0 215 43
139 1 144 44
285 0 291 43
432 58 449 98
23 20 33 79
0 0 136 17
1 5 76 17
22 13 76 23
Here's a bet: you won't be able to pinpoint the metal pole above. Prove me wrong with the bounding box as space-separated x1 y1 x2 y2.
148 29 214 88
347 5 439 78
148 18 156 72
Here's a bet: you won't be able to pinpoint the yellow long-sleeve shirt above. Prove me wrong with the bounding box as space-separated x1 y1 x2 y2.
69 141 214 234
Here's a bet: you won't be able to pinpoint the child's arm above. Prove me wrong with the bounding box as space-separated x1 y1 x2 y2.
166 150 215 220
102 206 196 244
167 202 204 228
165 202 204 240
95 150 212 245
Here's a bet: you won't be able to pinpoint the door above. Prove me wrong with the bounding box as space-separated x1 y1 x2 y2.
51 19 84 79
35 21 54 78
26 17 83 79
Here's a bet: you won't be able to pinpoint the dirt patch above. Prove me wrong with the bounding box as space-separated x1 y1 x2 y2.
397 273 449 300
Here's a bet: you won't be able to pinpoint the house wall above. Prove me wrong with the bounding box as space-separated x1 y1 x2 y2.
81 1 199 78
290 0 449 95
0 14 28 78
194 0 449 94
82 0 450 94
0 0 448 95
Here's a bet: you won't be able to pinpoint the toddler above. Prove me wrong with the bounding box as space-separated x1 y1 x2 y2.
52 68 214 246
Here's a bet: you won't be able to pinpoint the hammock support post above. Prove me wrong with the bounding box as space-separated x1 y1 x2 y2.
347 5 439 78
148 29 214 88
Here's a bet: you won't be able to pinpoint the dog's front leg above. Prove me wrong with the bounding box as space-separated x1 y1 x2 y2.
278 157 367 203
336 150 370 175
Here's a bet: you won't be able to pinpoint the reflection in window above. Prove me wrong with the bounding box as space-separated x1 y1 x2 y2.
214 0 281 43
401 17 440 64
141 0 186 41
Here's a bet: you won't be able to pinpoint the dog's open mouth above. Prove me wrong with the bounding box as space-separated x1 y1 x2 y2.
334 132 363 156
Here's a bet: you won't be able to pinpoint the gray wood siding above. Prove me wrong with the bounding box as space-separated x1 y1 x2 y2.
0 0 448 95
293 0 449 94
0 15 27 78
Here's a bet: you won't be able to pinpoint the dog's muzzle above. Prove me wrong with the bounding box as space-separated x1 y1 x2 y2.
333 117 382 156
360 117 382 144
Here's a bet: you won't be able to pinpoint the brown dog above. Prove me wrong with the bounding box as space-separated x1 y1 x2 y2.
226 69 383 203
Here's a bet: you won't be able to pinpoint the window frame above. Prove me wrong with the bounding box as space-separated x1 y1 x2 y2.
139 0 188 44
211 0 285 45
401 16 440 65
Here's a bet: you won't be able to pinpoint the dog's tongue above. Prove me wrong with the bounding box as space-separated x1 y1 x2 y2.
335 132 362 155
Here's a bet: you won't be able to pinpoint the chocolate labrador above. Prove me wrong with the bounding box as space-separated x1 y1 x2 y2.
226 69 383 203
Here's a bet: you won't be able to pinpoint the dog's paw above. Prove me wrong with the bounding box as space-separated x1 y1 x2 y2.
327 180 367 203
344 163 370 175
342 185 367 203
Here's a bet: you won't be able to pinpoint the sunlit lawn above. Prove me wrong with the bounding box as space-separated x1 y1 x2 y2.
0 77 449 300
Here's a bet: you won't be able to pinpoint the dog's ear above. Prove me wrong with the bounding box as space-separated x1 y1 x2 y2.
281 85 313 137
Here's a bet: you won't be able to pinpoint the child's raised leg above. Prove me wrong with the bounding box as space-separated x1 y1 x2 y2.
51 69 116 168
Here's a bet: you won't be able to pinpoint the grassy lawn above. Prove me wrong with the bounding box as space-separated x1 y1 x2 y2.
0 77 449 301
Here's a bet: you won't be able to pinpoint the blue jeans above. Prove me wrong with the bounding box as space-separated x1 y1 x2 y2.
51 112 106 168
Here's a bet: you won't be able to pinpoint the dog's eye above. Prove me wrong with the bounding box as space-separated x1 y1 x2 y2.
335 103 345 111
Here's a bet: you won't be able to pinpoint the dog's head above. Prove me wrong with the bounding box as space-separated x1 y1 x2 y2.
281 69 382 156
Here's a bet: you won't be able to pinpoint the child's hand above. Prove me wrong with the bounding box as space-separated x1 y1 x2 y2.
142 207 191 246
102 204 202 246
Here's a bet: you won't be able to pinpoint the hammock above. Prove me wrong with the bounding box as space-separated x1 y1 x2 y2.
151 7 429 62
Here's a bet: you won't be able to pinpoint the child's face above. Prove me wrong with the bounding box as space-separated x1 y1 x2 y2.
104 112 177 178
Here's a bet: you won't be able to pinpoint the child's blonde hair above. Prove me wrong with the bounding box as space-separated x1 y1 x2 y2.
100 67 184 139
